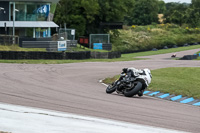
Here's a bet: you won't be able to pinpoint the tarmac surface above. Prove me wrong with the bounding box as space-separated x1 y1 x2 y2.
0 48 200 133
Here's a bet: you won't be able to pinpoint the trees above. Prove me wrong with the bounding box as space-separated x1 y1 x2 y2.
130 0 159 25
185 8 200 27
187 0 200 27
87 0 130 34
54 0 129 36
53 0 200 37
158 0 166 14
54 0 99 37
192 0 200 8
164 2 189 26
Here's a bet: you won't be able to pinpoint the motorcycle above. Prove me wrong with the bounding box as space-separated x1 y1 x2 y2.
106 68 152 97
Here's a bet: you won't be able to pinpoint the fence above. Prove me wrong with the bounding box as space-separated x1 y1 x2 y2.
89 34 110 48
59 28 75 40
0 35 19 45
21 40 77 52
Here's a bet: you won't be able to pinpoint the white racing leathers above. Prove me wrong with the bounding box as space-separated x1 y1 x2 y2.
127 67 152 86
106 67 152 97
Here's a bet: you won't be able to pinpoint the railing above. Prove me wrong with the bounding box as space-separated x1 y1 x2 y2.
0 35 19 45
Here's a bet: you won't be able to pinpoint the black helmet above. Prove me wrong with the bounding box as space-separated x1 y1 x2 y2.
122 68 128 73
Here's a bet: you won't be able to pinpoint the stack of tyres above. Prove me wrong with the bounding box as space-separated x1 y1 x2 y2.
31 51 37 59
65 52 69 60
38 52 44 59
83 51 90 59
0 51 5 59
108 52 121 59
79 51 85 59
45 52 50 59
0 51 2 59
3 51 9 59
0 51 93 60
102 43 112 51
180 55 198 60
14 51 20 59
17 51 23 59
8 51 14 59
70 52 77 59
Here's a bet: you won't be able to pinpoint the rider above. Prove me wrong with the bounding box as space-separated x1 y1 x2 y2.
122 67 146 96
122 67 144 78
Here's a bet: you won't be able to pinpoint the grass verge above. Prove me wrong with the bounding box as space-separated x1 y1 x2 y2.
103 67 200 99
0 44 46 51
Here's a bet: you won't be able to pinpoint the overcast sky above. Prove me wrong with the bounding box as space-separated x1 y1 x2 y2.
163 0 191 3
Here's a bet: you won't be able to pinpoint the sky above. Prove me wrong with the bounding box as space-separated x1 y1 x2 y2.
163 0 191 3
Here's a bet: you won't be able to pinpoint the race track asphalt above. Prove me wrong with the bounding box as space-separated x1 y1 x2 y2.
0 49 200 133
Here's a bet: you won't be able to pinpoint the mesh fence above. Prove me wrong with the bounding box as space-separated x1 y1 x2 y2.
89 34 110 48
58 28 75 40
0 35 19 45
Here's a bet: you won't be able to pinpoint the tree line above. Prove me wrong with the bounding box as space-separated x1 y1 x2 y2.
53 0 200 37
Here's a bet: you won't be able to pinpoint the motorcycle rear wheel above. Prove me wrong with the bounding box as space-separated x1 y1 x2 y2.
106 83 117 94
124 81 142 97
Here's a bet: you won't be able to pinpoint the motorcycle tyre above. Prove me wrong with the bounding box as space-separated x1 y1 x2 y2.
124 81 143 97
106 83 117 94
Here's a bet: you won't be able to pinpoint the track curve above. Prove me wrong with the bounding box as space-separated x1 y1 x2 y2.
0 49 200 133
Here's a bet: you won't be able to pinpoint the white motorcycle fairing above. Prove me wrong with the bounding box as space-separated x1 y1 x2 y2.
127 68 152 87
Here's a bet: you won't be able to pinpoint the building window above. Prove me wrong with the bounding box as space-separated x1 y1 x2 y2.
11 2 50 21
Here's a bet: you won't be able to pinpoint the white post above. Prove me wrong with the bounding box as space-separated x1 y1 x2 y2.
48 27 51 37
33 28 35 38
13 2 15 44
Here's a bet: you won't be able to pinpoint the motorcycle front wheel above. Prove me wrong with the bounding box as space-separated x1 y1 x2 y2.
106 82 118 94
124 81 142 97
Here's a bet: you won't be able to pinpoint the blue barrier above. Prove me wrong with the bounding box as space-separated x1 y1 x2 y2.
143 91 150 94
93 43 103 50
158 93 170 99
143 91 200 106
171 95 182 101
148 91 160 96
180 97 194 103
193 102 200 106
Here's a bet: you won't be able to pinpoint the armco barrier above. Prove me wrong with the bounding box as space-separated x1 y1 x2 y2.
0 51 120 60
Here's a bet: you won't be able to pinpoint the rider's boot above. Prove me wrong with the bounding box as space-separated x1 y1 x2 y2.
138 90 144 97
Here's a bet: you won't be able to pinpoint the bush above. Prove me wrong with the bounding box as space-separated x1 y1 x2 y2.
111 24 200 52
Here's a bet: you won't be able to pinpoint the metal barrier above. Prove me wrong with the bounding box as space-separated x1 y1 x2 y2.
0 35 19 45
21 40 77 52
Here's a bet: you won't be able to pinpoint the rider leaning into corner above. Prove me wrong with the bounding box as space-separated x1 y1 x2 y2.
106 67 152 97
121 67 152 96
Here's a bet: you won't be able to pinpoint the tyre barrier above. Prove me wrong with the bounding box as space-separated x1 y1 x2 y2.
180 55 198 60
144 91 200 106
90 51 121 59
0 51 120 60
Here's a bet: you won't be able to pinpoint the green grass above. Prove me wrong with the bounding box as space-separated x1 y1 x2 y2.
0 44 46 51
103 67 200 99
149 68 200 99
0 45 199 64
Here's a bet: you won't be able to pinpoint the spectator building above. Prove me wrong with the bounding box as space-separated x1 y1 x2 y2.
0 0 59 43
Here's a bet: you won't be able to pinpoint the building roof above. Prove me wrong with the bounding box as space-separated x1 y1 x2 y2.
0 21 59 28
0 0 59 3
